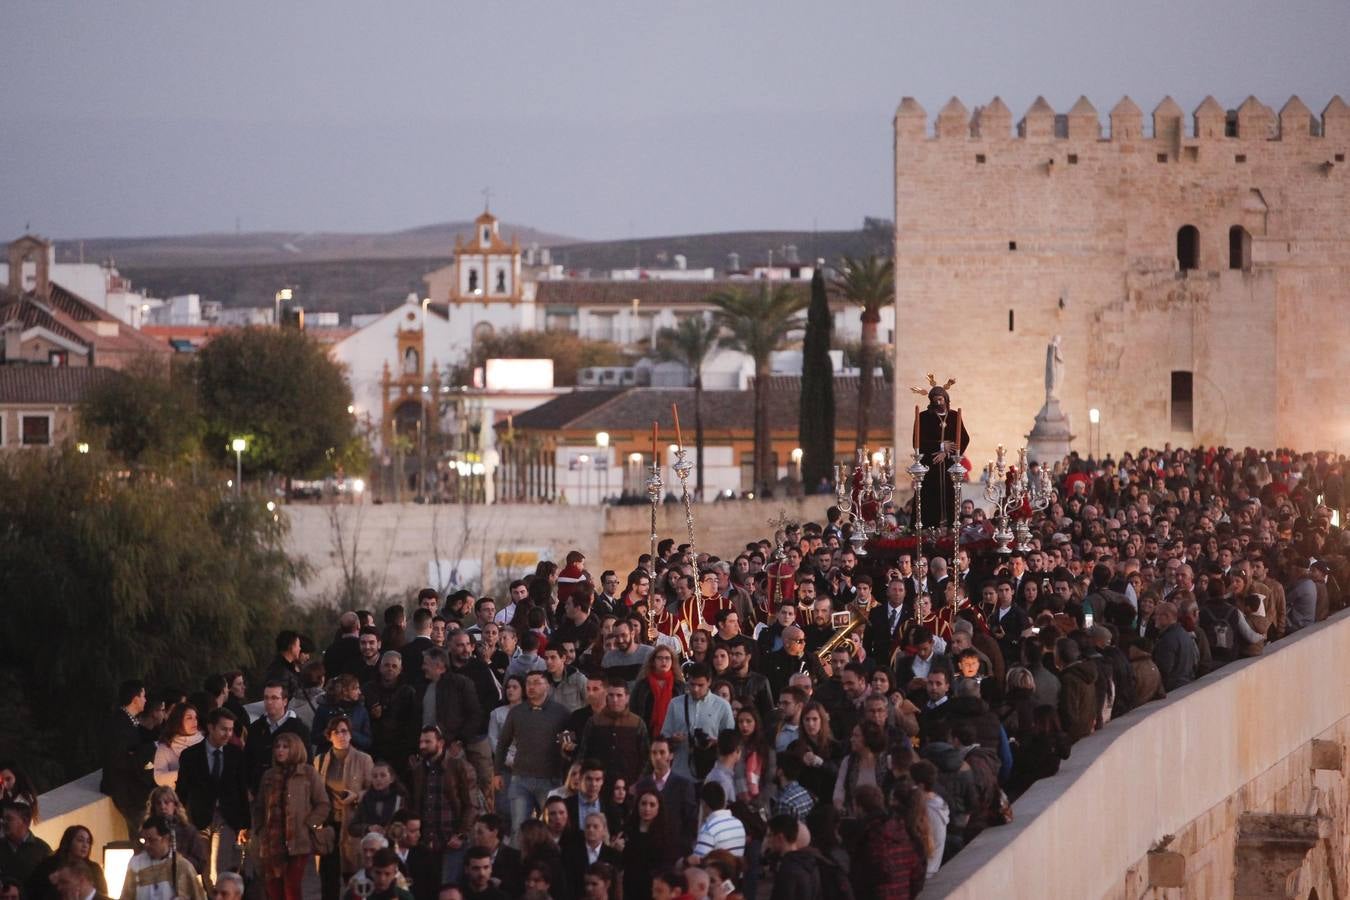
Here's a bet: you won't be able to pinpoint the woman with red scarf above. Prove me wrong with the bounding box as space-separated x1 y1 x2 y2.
628 645 685 737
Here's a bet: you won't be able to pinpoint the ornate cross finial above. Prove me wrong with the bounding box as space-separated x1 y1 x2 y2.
766 509 798 533
481 187 493 212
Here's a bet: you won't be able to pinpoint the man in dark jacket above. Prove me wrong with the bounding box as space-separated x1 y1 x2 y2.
575 677 650 784
1151 601 1198 692
766 814 822 900
634 737 698 854
364 652 420 781
421 648 483 745
245 682 312 793
263 630 304 700
1055 638 1099 742
762 626 827 698
100 680 157 837
323 611 367 680
176 707 249 878
1089 625 1136 718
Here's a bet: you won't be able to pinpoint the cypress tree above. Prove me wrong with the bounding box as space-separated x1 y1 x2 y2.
799 267 835 491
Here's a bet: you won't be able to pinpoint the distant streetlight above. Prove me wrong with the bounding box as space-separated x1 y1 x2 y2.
274 288 293 326
230 437 247 496
1088 408 1101 459
1088 408 1100 424
76 442 90 454
791 447 804 482
596 431 610 448
595 432 610 501
347 404 355 415
578 453 591 505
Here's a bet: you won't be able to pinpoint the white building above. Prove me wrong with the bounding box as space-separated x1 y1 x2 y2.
0 245 163 328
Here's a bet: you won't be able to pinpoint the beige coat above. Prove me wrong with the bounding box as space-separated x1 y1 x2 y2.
315 748 374 873
252 764 330 859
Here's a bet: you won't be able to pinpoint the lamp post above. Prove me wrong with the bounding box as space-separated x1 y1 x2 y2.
274 288 293 326
1088 408 1101 460
578 453 591 505
231 437 246 497
790 447 804 484
596 432 610 503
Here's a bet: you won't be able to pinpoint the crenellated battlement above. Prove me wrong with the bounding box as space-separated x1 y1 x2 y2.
895 94 1350 143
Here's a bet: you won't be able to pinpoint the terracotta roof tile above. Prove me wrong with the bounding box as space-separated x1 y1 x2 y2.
0 365 115 405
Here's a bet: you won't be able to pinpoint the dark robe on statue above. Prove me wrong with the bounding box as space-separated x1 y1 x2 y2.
915 406 969 529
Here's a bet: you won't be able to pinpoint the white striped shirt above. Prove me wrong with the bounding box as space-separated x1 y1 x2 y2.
693 809 746 858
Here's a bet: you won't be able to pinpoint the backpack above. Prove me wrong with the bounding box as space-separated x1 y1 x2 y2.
963 748 1007 827
814 850 857 900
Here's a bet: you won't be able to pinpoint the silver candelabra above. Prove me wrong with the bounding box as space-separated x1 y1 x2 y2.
672 445 696 561
981 445 1056 554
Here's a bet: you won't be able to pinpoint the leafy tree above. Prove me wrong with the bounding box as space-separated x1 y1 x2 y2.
463 329 625 386
197 327 358 479
80 356 202 470
834 255 895 449
0 448 308 787
799 269 835 491
657 315 719 498
710 284 808 496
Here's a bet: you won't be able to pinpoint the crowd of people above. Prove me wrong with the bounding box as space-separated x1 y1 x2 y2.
1 446 1344 900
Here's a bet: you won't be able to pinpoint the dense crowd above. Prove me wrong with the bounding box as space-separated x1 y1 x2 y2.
0 447 1344 900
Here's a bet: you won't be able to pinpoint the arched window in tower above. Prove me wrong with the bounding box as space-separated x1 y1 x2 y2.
1176 225 1200 271
495 269 507 294
1228 225 1252 271
403 346 420 376
467 268 479 294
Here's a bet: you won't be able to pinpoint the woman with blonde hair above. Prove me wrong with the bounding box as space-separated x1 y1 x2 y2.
313 714 373 900
252 731 330 900
144 786 210 878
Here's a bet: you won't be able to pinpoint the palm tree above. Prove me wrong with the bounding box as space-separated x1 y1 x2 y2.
834 255 895 450
657 315 719 498
710 283 808 496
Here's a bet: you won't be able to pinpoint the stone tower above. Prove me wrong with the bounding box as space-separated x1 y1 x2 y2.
893 93 1350 463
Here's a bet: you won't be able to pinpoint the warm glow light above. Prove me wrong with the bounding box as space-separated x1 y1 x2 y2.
277 288 293 301
471 462 486 476
668 444 678 455
1088 408 1101 424
790 447 804 462
76 442 90 454
629 452 643 463
347 405 355 415
578 454 590 464
266 501 276 512
230 437 247 453
596 431 610 448
871 451 884 466
103 842 137 894
352 478 366 494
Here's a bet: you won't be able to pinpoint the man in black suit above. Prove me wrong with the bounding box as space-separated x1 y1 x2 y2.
562 810 622 897
866 578 910 662
633 737 697 854
468 815 520 898
100 679 156 838
323 611 366 680
563 759 608 841
990 577 1031 664
400 609 436 689
176 707 249 880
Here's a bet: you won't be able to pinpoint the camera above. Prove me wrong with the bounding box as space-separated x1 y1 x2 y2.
693 728 710 746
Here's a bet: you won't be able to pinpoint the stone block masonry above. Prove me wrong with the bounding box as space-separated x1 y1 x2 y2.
892 93 1350 466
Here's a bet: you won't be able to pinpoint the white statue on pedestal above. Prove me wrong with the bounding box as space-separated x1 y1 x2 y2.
1045 334 1064 404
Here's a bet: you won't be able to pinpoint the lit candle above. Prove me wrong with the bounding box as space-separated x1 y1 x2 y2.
672 403 684 448
912 405 920 450
952 408 962 454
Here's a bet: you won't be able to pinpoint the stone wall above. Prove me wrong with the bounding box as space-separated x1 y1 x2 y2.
925 609 1350 899
283 495 856 603
891 94 1350 465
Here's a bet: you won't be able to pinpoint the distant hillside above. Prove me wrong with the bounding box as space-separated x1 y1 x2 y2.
105 219 894 318
551 223 892 274
54 220 576 267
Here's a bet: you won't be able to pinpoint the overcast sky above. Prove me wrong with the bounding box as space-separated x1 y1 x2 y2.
4 0 1347 242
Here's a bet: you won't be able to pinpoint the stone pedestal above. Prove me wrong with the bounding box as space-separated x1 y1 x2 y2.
1026 398 1075 464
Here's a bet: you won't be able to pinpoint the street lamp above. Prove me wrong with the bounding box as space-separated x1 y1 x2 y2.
1088 408 1101 459
230 437 247 496
595 432 610 503
274 288 293 326
76 442 90 454
578 453 591 505
791 447 804 482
